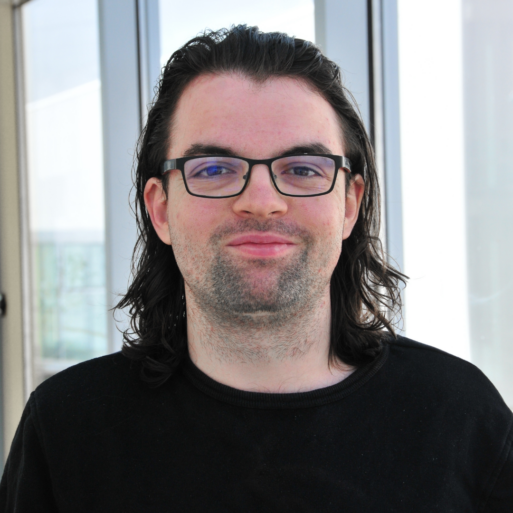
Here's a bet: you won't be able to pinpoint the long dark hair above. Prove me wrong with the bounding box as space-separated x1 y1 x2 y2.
116 25 407 386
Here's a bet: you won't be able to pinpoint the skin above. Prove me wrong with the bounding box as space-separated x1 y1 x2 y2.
144 74 364 393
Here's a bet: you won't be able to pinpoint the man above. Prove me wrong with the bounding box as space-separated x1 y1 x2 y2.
1 26 512 512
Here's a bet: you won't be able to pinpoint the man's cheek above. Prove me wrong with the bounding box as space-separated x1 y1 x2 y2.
170 207 214 245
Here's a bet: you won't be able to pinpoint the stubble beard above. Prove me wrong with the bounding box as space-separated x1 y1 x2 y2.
177 219 338 363
189 219 331 330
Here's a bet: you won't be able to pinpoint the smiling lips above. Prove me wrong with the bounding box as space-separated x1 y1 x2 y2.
226 233 297 258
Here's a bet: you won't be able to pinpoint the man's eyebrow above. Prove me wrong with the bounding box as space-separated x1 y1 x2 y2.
183 144 237 157
182 143 333 158
277 143 332 157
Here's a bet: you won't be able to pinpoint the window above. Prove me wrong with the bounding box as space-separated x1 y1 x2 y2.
21 0 107 386
397 0 513 407
159 0 315 67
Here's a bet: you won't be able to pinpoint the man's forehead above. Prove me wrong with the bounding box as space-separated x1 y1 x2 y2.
179 72 318 102
168 73 345 159
173 74 328 127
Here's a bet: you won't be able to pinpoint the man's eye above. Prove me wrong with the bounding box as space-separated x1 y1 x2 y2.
284 166 320 177
194 165 234 178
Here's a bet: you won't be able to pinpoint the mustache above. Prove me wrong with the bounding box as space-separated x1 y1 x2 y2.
210 219 314 242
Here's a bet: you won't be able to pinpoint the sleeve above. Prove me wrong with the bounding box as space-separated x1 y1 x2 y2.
483 431 513 513
0 394 59 512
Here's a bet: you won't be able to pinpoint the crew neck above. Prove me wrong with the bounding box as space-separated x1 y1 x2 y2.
181 342 389 410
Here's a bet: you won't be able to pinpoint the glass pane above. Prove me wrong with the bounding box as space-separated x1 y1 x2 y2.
463 0 513 406
21 0 107 385
159 0 315 68
397 0 513 407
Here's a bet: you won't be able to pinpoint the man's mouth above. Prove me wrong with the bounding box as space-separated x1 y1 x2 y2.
226 233 297 258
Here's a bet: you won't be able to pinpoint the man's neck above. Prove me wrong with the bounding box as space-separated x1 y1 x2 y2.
185 288 354 393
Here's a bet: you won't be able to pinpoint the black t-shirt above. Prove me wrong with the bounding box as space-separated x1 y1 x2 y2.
1 337 512 512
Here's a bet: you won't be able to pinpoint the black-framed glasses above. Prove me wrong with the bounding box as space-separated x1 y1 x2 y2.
160 154 352 198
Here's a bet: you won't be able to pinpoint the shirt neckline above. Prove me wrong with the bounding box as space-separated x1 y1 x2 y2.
182 341 389 410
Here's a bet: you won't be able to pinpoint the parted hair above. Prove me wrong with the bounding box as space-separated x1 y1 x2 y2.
116 25 407 386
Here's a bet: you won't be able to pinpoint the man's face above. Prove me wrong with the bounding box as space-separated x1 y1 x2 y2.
145 74 363 326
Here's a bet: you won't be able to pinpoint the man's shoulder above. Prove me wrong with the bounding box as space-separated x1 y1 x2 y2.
31 352 145 427
386 336 512 417
35 352 136 397
389 335 489 381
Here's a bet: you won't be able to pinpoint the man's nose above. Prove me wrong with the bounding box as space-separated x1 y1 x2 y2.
231 164 288 219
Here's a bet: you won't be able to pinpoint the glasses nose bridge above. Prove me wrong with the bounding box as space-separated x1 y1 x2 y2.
245 158 276 186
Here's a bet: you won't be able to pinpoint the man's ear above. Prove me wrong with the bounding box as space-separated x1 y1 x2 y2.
343 174 365 240
144 178 172 245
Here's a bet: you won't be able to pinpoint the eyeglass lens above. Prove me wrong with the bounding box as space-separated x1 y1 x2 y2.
183 155 336 197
